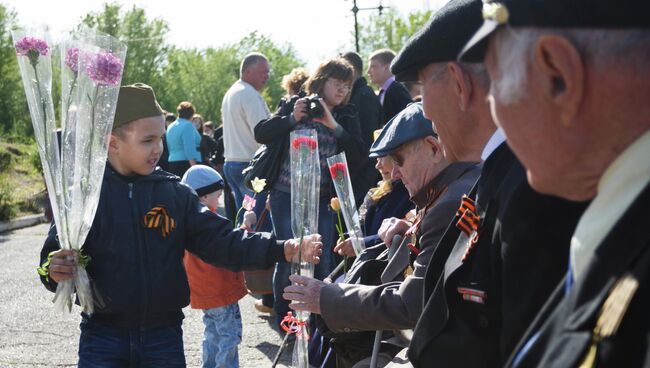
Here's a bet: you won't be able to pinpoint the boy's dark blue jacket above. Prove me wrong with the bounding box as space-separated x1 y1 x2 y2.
39 165 285 328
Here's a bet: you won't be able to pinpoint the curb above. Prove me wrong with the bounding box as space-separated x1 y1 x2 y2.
0 214 47 234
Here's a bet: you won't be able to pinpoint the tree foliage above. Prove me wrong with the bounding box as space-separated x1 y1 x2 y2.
1 2 428 140
356 8 432 58
0 3 30 139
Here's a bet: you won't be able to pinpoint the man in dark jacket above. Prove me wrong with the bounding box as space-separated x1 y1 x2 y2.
461 0 650 366
367 48 413 126
342 51 383 207
389 0 588 366
39 83 322 367
283 103 481 367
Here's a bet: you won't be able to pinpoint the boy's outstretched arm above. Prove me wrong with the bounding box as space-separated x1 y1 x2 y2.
184 193 321 271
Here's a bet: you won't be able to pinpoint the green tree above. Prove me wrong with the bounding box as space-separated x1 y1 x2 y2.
0 3 30 139
80 3 170 92
356 8 432 58
158 31 303 124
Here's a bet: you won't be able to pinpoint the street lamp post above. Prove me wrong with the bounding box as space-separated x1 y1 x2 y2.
350 0 388 52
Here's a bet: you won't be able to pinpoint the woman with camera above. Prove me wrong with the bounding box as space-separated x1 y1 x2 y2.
254 58 367 323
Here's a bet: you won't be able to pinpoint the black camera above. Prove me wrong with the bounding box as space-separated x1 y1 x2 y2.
305 95 324 119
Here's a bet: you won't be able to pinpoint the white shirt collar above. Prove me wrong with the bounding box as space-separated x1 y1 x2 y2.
481 128 506 161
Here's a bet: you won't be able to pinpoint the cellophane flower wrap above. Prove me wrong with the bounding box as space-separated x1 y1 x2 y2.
288 129 320 367
327 152 365 256
13 27 126 314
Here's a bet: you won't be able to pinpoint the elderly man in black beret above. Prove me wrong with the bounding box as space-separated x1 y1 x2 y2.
389 0 589 366
460 0 650 366
283 103 480 367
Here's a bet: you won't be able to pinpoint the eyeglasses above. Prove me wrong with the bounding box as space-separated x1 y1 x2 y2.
327 79 351 92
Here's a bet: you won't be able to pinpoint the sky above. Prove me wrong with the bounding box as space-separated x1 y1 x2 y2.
5 0 450 69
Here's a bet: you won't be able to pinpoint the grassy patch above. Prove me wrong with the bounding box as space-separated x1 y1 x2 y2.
0 140 47 221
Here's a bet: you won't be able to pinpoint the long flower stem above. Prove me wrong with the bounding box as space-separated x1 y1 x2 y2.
31 63 49 154
84 86 99 198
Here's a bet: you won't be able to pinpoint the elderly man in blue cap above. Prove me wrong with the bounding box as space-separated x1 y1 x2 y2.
283 102 481 367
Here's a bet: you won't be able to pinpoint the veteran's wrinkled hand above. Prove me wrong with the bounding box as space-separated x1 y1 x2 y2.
283 274 325 314
333 237 356 257
283 234 323 264
378 217 411 246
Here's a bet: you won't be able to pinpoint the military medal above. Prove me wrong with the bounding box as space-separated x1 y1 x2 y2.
455 194 481 262
579 273 639 368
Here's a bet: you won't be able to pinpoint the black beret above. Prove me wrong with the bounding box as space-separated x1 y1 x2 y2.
391 0 484 82
113 83 164 128
369 102 436 158
461 0 650 62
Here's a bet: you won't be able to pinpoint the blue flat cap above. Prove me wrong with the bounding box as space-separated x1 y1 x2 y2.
369 102 436 158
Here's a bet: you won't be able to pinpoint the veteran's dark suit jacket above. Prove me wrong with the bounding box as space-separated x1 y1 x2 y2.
407 143 588 367
381 80 413 126
320 162 481 333
506 182 650 368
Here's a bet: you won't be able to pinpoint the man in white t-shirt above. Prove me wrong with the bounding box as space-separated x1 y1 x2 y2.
221 53 271 225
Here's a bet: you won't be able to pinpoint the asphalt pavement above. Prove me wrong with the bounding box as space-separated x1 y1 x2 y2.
0 223 293 367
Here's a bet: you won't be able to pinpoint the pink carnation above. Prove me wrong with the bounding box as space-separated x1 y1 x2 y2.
85 52 123 86
15 36 49 57
65 48 79 74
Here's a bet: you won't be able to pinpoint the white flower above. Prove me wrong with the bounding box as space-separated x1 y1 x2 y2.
251 177 267 193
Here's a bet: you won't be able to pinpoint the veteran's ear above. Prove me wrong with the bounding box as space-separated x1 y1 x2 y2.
447 62 473 112
533 35 584 128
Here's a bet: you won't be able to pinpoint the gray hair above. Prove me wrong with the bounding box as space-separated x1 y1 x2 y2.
240 52 268 77
491 28 650 104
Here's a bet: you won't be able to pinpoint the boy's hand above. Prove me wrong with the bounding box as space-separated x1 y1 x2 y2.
283 234 323 264
48 249 77 283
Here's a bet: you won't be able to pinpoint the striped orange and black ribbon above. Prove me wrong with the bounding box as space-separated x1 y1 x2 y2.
455 194 479 236
143 206 176 238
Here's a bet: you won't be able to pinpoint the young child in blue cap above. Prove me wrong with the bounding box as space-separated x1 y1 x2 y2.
182 164 248 368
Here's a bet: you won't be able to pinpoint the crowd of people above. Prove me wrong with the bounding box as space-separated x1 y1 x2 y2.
37 0 649 367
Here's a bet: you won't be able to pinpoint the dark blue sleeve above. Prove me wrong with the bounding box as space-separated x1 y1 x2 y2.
182 189 286 271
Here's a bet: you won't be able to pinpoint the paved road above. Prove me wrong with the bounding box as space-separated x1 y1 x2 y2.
0 223 293 367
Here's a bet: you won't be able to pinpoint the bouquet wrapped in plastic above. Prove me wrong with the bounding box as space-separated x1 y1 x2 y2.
327 152 365 256
13 27 126 313
285 129 320 367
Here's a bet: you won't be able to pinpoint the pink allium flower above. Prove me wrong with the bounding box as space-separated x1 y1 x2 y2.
15 36 49 57
65 48 79 74
85 52 123 86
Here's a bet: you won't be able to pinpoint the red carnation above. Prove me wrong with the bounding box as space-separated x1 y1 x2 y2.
292 136 318 151
329 162 347 180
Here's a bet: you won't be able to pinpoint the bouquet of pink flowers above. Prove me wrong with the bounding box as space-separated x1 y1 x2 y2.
327 152 365 256
13 27 126 314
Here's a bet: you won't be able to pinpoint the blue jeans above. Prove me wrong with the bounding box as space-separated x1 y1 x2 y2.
202 303 242 368
223 161 271 231
78 319 185 368
269 190 335 325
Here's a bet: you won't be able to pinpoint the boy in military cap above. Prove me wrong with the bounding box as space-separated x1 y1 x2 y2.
38 83 322 367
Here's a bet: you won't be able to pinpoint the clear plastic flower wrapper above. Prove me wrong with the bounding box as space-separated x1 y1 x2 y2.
327 152 365 256
13 27 126 314
286 129 320 367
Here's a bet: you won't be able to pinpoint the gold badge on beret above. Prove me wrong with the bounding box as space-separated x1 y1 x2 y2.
482 1 510 24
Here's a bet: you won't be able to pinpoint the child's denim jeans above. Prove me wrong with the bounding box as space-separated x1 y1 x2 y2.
78 318 185 367
202 303 242 368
